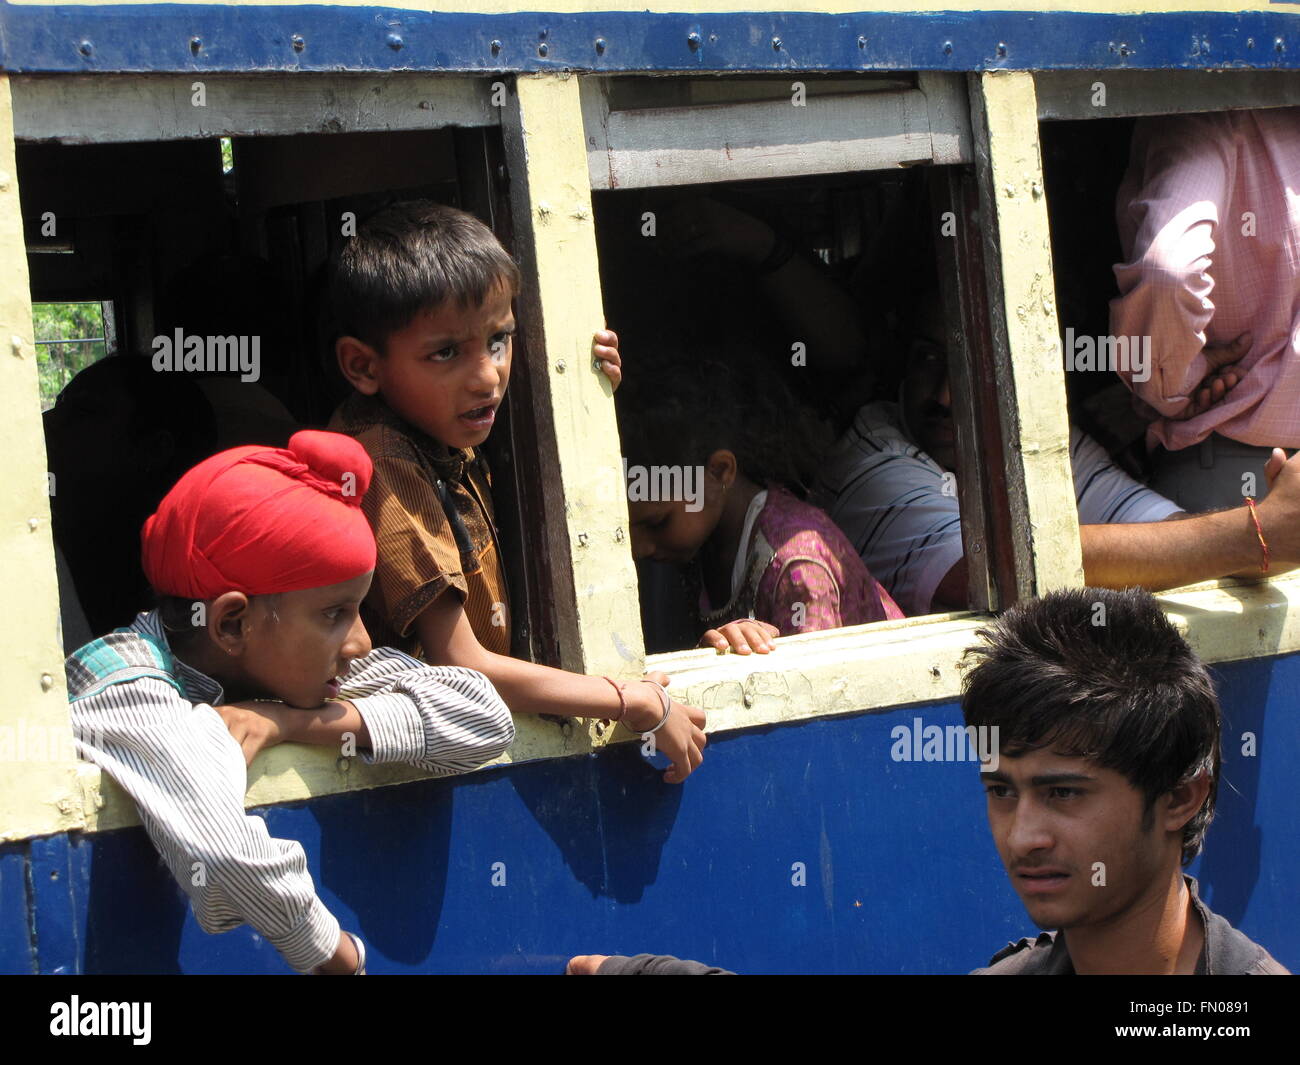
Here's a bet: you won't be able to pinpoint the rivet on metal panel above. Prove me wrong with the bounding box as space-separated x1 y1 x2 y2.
28 517 39 531
491 40 502 56
771 37 783 52
78 40 94 57
41 673 54 692
857 36 867 50
1031 181 1043 200
595 38 607 55
614 527 625 543
10 335 23 356
538 42 549 57
555 359 566 373
687 32 701 52
943 41 953 56
996 42 1007 58
577 532 589 548
0 172 8 190
1276 38 1286 54
190 36 202 55
386 33 403 51
291 35 306 53
1246 38 1256 50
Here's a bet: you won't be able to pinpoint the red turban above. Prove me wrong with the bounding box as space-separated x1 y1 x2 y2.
142 430 377 599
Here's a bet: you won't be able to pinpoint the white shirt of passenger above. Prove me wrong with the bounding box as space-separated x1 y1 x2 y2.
816 402 1184 616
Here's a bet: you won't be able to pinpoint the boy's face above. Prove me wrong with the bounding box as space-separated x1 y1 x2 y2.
236 572 374 709
368 280 516 451
981 747 1178 934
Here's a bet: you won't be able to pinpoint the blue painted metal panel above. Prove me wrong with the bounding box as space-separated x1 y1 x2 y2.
29 832 92 974
2 6 1300 75
0 843 34 975
4 648 1295 974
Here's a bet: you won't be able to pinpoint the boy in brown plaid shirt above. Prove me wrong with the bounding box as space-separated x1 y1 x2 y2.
329 201 707 781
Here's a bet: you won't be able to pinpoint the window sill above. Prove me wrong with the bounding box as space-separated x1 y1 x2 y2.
19 572 1300 842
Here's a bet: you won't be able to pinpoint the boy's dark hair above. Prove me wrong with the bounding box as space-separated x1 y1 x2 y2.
615 348 831 495
329 200 520 353
157 592 280 636
961 587 1220 866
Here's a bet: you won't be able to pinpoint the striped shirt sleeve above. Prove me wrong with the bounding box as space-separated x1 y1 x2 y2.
339 648 515 776
824 447 965 618
68 674 341 973
1070 428 1184 524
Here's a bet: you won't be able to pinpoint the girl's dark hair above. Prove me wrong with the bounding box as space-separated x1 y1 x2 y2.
961 587 1221 866
615 348 831 495
329 200 521 353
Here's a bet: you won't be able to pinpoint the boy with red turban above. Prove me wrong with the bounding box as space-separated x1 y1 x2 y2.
65 429 513 974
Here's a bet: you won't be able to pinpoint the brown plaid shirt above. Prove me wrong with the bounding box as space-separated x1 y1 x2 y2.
329 393 510 657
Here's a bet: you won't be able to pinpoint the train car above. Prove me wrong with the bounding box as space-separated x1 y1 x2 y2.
0 0 1297 975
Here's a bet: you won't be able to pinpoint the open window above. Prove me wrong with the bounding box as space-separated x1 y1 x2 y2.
1035 70 1300 593
13 74 566 667
583 72 1026 657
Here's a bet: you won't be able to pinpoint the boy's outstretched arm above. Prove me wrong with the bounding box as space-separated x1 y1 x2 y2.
69 675 359 974
218 653 514 777
414 593 707 783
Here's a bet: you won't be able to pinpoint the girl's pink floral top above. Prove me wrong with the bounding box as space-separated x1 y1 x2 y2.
699 485 905 635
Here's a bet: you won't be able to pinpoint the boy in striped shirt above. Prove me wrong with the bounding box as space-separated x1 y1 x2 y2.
66 430 514 974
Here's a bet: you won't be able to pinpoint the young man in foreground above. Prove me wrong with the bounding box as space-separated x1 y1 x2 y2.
963 587 1286 975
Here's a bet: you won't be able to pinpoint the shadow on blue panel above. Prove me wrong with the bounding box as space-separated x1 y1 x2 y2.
309 777 454 965
82 829 188 974
509 740 682 904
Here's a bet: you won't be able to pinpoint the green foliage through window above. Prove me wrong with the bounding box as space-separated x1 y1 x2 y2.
34 302 109 410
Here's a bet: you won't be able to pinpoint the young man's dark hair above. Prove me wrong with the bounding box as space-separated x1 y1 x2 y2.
963 586 1219 866
962 586 1285 975
328 200 521 354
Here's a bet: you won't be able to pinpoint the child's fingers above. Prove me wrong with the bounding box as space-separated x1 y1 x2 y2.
700 628 730 653
597 358 622 391
737 621 776 653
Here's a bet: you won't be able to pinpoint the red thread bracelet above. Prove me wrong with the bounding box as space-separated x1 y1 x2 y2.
600 676 628 723
1244 497 1270 574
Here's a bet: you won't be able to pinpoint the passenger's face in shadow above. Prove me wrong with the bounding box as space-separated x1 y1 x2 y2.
626 458 730 566
900 299 957 473
43 370 174 519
